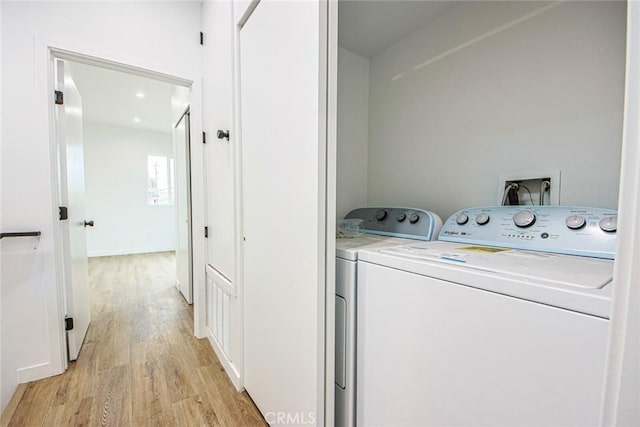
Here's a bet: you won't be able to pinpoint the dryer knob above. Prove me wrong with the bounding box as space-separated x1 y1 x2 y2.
396 213 406 222
375 209 388 221
565 215 586 230
599 216 617 232
475 213 490 225
409 213 420 224
513 210 536 228
455 214 469 225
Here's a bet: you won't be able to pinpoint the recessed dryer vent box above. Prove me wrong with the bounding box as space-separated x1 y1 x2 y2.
497 170 561 206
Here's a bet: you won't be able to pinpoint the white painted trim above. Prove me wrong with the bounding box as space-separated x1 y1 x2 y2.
601 2 640 426
205 331 243 392
35 36 68 379
16 363 51 384
324 0 338 424
231 0 252 391
206 264 236 297
186 79 205 338
87 248 176 258
35 34 206 382
237 0 260 29
316 2 330 424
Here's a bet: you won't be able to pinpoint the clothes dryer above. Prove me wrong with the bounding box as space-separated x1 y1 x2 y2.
335 207 442 427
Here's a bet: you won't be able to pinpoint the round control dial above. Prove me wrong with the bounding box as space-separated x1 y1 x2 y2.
397 213 406 222
513 210 536 228
565 215 586 230
375 210 388 221
409 213 420 224
456 214 469 225
475 213 490 225
599 216 617 232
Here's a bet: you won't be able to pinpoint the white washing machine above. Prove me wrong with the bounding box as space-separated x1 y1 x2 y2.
335 207 442 427
356 206 617 427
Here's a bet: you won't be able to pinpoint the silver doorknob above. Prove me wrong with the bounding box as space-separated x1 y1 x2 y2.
84 220 94 227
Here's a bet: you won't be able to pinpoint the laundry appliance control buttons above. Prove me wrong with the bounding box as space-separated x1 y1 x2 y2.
475 213 490 225
455 214 469 225
513 210 536 228
376 210 388 221
565 215 586 230
599 216 617 232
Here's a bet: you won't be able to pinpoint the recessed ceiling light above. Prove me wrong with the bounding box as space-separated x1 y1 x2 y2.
133 117 141 123
135 92 145 98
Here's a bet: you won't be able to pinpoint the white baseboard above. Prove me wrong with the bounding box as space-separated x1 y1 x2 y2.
16 362 51 384
88 247 176 257
206 331 242 391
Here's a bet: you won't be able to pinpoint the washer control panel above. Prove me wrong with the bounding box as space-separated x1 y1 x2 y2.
345 207 443 241
439 206 617 259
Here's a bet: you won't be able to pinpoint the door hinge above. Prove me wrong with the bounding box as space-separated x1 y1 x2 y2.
200 31 204 45
54 90 64 105
65 316 74 331
204 226 209 238
59 206 69 220
202 131 207 144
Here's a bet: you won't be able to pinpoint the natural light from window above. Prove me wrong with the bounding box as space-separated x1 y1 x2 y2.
147 155 175 205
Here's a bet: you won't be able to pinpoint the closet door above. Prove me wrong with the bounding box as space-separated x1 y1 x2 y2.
240 0 327 422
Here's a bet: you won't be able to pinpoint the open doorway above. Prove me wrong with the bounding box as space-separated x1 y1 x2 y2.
55 58 194 362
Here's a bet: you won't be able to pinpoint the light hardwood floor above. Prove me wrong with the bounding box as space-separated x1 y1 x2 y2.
4 252 266 426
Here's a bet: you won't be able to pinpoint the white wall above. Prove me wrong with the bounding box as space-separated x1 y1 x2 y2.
0 1 201 411
83 123 175 257
366 1 626 221
336 47 369 219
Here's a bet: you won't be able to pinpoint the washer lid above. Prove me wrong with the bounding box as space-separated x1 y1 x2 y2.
336 235 414 261
379 241 613 290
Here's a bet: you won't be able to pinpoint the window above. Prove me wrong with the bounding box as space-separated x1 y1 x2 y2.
147 155 175 205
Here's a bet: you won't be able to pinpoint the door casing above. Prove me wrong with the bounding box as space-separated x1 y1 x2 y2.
36 37 206 377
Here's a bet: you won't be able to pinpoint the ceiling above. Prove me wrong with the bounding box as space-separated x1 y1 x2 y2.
67 2 462 130
338 0 462 58
67 62 179 134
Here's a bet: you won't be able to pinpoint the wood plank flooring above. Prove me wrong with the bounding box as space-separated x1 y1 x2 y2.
4 252 266 426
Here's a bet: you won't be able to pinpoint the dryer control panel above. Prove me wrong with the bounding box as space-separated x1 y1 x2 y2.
345 207 443 241
439 206 617 259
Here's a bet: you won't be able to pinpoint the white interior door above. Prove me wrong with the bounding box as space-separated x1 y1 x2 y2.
175 111 193 303
56 60 91 361
240 0 327 421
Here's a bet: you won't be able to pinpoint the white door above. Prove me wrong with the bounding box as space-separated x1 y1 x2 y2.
240 0 327 422
55 60 91 361
175 111 193 303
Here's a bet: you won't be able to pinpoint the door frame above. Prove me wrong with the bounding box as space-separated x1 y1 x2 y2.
601 1 640 424
174 109 194 303
35 36 206 376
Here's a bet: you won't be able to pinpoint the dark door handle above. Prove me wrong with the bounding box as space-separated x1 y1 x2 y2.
84 220 94 227
0 231 41 239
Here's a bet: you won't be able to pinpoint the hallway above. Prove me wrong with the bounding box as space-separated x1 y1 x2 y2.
3 253 265 426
